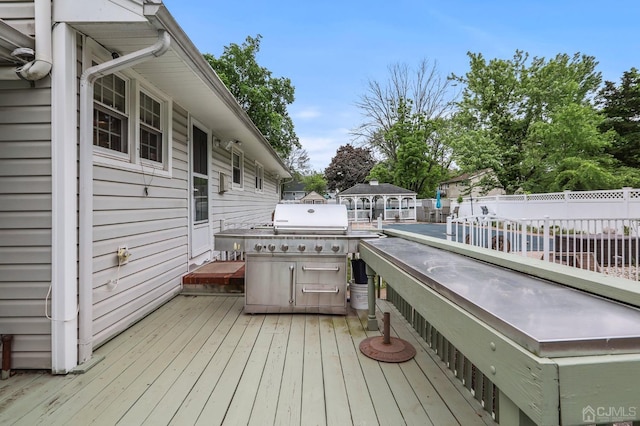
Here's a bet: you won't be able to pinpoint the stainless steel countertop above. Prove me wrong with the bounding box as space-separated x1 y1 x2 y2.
362 237 640 357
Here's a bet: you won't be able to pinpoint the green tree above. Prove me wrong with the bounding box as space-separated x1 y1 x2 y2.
324 145 375 191
384 99 449 197
366 161 394 183
204 35 300 158
449 50 609 193
301 172 327 195
353 59 455 165
598 67 640 169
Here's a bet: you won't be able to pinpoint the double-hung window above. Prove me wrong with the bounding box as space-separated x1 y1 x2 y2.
91 49 171 173
255 162 264 192
139 91 163 163
232 149 243 189
93 73 128 155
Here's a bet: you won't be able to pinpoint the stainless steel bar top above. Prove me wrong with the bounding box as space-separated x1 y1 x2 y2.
362 237 640 357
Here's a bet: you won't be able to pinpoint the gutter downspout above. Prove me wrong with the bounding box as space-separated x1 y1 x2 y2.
0 0 52 80
78 30 170 364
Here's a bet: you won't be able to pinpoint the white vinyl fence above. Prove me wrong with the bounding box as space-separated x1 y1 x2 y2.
448 187 640 220
447 215 640 281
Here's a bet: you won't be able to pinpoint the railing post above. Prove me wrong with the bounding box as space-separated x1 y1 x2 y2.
446 215 452 241
543 215 550 262
366 264 378 331
520 218 527 257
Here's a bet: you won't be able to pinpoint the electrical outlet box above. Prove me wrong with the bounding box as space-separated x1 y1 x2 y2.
117 245 131 265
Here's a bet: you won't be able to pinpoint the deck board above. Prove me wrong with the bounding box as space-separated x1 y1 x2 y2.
0 294 495 426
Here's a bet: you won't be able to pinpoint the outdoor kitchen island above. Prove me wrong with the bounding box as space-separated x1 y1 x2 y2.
214 204 380 314
359 229 640 425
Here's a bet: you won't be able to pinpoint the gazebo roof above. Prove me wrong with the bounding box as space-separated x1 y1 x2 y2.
339 182 416 196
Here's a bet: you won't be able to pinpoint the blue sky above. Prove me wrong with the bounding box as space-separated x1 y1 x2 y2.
163 0 640 171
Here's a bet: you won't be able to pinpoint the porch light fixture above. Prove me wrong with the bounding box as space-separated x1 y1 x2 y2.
224 139 241 150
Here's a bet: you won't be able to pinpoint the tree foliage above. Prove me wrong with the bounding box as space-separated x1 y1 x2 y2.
302 172 327 195
204 35 300 158
353 59 455 164
324 145 375 191
383 99 450 197
598 67 640 169
448 50 615 193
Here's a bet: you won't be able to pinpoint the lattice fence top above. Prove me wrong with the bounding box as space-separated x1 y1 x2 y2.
527 193 565 201
568 191 624 200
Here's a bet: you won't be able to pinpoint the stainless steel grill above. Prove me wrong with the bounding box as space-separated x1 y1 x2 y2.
214 204 380 314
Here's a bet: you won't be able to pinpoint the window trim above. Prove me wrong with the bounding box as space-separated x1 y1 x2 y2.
231 148 244 190
255 161 264 192
138 89 165 165
87 38 173 177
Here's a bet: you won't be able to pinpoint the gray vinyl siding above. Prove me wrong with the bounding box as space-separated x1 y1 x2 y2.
211 146 281 235
0 1 35 36
91 102 189 347
0 79 53 369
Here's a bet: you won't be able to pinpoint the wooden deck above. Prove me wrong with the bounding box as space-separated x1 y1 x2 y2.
0 295 493 425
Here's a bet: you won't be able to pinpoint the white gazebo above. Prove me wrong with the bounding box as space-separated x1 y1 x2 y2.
337 181 417 222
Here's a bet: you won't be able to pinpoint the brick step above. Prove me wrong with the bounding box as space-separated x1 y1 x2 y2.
182 261 245 294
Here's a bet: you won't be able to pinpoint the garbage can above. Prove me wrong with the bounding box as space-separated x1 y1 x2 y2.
351 259 367 284
350 259 368 310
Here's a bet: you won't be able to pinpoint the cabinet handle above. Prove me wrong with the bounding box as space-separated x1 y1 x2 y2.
301 266 340 272
302 287 339 294
289 265 295 304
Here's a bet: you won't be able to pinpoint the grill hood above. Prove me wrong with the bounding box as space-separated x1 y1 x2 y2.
273 204 348 234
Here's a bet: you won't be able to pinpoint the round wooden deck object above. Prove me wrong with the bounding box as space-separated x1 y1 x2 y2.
360 312 416 363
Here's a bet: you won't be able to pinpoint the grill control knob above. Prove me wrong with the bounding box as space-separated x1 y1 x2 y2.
267 244 276 252
331 244 340 252
297 244 306 252
280 244 289 252
315 244 323 253
254 243 263 252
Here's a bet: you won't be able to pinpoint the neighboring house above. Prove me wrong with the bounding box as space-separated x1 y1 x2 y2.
282 181 306 201
300 191 326 204
338 181 417 222
0 0 290 373
439 168 505 201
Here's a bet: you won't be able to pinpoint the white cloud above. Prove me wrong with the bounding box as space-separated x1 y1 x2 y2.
292 107 322 120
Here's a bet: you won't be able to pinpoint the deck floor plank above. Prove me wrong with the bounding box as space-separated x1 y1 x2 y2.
221 313 278 425
379 299 493 425
346 310 406 425
63 296 216 425
167 299 254 425
332 315 379 426
117 296 236 424
319 316 351 426
95 296 222 425
272 313 305 426
0 295 495 426
300 314 327 426
4 295 198 425
245 314 292 426
140 297 244 425
198 313 269 425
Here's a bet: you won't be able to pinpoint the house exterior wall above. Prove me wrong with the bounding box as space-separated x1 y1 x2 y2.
1 2 288 370
211 144 281 235
90 100 189 347
0 77 53 369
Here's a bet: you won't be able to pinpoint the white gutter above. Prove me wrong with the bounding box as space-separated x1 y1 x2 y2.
77 30 170 364
0 0 52 80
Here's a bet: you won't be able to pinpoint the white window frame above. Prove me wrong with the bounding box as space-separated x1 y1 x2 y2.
138 89 164 164
87 38 173 177
231 148 244 190
255 161 264 192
